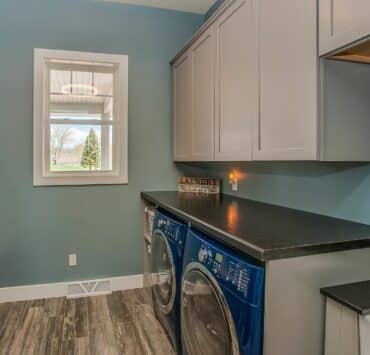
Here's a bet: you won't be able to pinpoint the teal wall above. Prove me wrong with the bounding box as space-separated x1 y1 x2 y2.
0 0 202 287
177 162 370 225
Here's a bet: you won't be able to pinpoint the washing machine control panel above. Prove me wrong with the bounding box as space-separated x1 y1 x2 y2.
197 242 263 304
155 217 186 246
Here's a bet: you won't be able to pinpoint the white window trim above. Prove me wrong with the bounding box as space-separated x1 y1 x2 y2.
33 48 128 186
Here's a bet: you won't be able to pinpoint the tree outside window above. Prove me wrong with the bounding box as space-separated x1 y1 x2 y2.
81 129 101 170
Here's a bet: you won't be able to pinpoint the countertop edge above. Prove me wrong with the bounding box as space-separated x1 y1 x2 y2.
320 289 366 315
321 285 370 316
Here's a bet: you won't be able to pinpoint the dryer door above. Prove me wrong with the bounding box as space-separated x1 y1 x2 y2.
181 263 240 355
151 230 176 314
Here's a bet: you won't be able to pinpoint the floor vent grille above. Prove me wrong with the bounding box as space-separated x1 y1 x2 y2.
67 279 112 299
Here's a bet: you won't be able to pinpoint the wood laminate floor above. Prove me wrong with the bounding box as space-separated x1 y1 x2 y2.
0 288 175 355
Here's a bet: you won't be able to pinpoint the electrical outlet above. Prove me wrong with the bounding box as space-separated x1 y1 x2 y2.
229 171 239 192
69 254 77 267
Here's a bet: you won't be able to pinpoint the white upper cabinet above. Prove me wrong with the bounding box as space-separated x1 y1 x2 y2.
173 52 193 161
214 0 257 161
320 0 370 56
172 0 370 162
254 0 318 160
191 27 215 161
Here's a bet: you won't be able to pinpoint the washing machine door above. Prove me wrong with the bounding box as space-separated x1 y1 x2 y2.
181 262 240 355
151 230 176 314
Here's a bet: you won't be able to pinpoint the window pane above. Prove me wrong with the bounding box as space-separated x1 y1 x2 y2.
49 64 114 121
94 72 114 96
71 71 93 95
49 94 113 121
50 124 113 172
50 69 71 94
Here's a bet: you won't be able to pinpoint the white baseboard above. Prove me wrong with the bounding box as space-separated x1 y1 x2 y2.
110 274 144 292
0 274 143 303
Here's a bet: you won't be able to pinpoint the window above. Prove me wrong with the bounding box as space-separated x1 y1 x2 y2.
33 49 128 186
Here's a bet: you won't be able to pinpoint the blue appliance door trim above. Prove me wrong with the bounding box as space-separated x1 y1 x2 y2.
151 229 177 315
181 262 240 355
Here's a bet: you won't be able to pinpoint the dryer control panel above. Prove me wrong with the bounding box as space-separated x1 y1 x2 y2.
198 244 251 296
187 229 264 306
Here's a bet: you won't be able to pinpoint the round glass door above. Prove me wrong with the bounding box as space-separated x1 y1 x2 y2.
181 265 239 355
151 231 176 314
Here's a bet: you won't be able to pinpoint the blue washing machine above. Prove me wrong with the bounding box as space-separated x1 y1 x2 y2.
181 228 265 355
151 209 188 354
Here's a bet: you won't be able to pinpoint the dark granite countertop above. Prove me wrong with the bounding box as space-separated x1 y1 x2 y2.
141 191 370 261
321 281 370 315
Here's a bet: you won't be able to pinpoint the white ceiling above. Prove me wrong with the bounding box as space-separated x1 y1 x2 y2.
106 0 217 14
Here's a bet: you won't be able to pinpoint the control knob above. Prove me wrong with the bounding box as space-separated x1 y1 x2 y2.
198 248 208 263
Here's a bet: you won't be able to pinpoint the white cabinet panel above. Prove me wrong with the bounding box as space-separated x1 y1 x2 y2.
325 298 360 355
320 0 370 56
173 53 192 161
191 27 215 161
254 0 318 160
215 0 256 161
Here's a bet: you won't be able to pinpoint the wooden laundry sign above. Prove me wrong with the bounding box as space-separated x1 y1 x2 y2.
178 177 221 194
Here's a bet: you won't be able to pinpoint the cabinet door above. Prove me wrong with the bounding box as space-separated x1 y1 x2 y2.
214 0 257 161
191 27 215 161
254 0 318 160
173 52 193 161
320 0 370 56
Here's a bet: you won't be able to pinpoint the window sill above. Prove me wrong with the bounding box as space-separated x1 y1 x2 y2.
33 175 128 187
